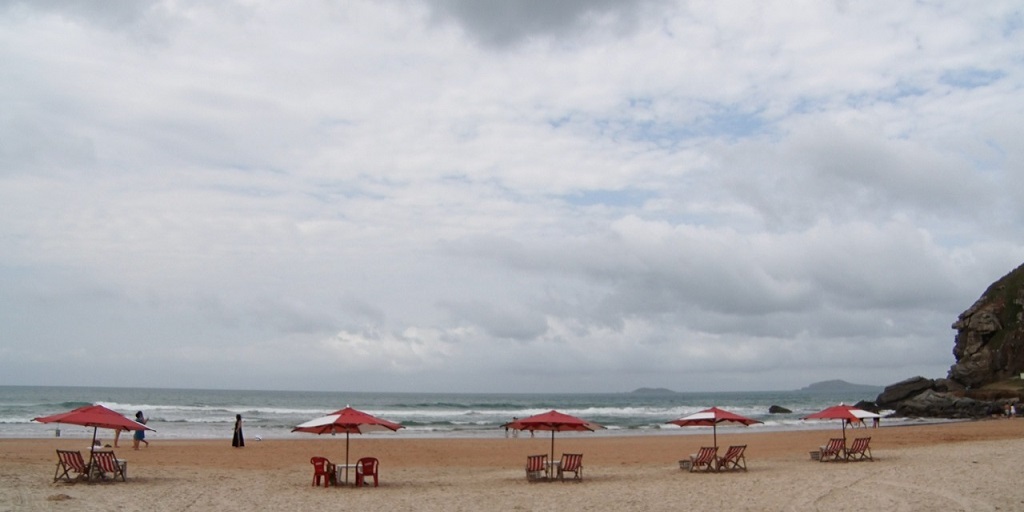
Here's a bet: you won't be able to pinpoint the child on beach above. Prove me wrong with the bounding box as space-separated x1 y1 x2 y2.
133 411 149 449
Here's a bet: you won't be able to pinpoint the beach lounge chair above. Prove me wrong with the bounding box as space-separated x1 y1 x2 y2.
355 457 379 487
847 437 872 461
557 453 583 482
689 446 719 472
91 451 127 481
310 456 332 487
818 438 846 462
717 445 748 472
54 450 90 483
526 454 548 481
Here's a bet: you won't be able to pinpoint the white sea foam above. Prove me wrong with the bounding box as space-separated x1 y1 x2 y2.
1 385 934 440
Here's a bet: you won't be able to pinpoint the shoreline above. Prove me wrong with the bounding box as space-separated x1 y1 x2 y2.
3 418 1023 511
3 418 1019 469
9 414 961 442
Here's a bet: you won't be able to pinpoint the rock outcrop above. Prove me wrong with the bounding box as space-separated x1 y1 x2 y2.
891 389 998 418
875 376 935 407
948 262 1024 387
874 262 1024 418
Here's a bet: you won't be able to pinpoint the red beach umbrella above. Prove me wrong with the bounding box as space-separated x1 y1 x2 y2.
292 406 403 484
34 404 154 468
504 410 604 465
34 404 153 444
668 406 763 448
802 404 879 443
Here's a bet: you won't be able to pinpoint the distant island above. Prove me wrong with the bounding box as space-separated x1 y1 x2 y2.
630 387 678 395
629 380 883 395
796 380 883 394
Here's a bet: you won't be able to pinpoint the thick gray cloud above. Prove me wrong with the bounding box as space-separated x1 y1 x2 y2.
1 0 1022 393
426 0 667 47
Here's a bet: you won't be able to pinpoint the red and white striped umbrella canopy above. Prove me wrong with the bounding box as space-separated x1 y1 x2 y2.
292 406 403 435
504 410 604 464
803 404 880 442
292 406 403 484
668 406 762 447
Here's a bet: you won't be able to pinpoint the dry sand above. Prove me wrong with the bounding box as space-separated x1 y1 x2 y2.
3 419 1024 511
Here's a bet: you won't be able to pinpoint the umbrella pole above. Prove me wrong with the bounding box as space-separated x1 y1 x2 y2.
87 426 98 481
345 432 351 485
550 431 555 479
713 424 717 448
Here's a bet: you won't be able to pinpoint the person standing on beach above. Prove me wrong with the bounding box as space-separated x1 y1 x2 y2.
133 411 149 449
232 414 245 447
114 427 122 447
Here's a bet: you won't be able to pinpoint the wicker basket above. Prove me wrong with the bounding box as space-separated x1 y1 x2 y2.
809 451 821 461
679 460 692 470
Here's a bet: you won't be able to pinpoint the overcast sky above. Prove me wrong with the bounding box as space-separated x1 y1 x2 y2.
2 1 1022 394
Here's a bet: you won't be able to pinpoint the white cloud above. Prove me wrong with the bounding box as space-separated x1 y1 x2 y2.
1 0 1023 392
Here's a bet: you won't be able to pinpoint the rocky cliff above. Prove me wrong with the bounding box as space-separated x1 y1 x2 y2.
947 262 1024 387
876 262 1024 417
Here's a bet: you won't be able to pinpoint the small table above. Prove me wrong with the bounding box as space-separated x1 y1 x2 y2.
333 463 359 485
545 460 560 479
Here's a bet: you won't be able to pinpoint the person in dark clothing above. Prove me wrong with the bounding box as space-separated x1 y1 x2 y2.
232 414 245 447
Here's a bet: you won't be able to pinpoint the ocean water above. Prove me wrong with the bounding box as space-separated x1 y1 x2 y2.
0 385 929 441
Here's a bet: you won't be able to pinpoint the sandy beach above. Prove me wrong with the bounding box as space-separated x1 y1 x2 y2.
3 419 1024 512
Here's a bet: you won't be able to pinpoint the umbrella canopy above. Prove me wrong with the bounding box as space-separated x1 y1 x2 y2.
802 404 880 442
34 404 153 442
504 410 604 465
292 406 403 484
34 404 153 469
668 407 763 447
